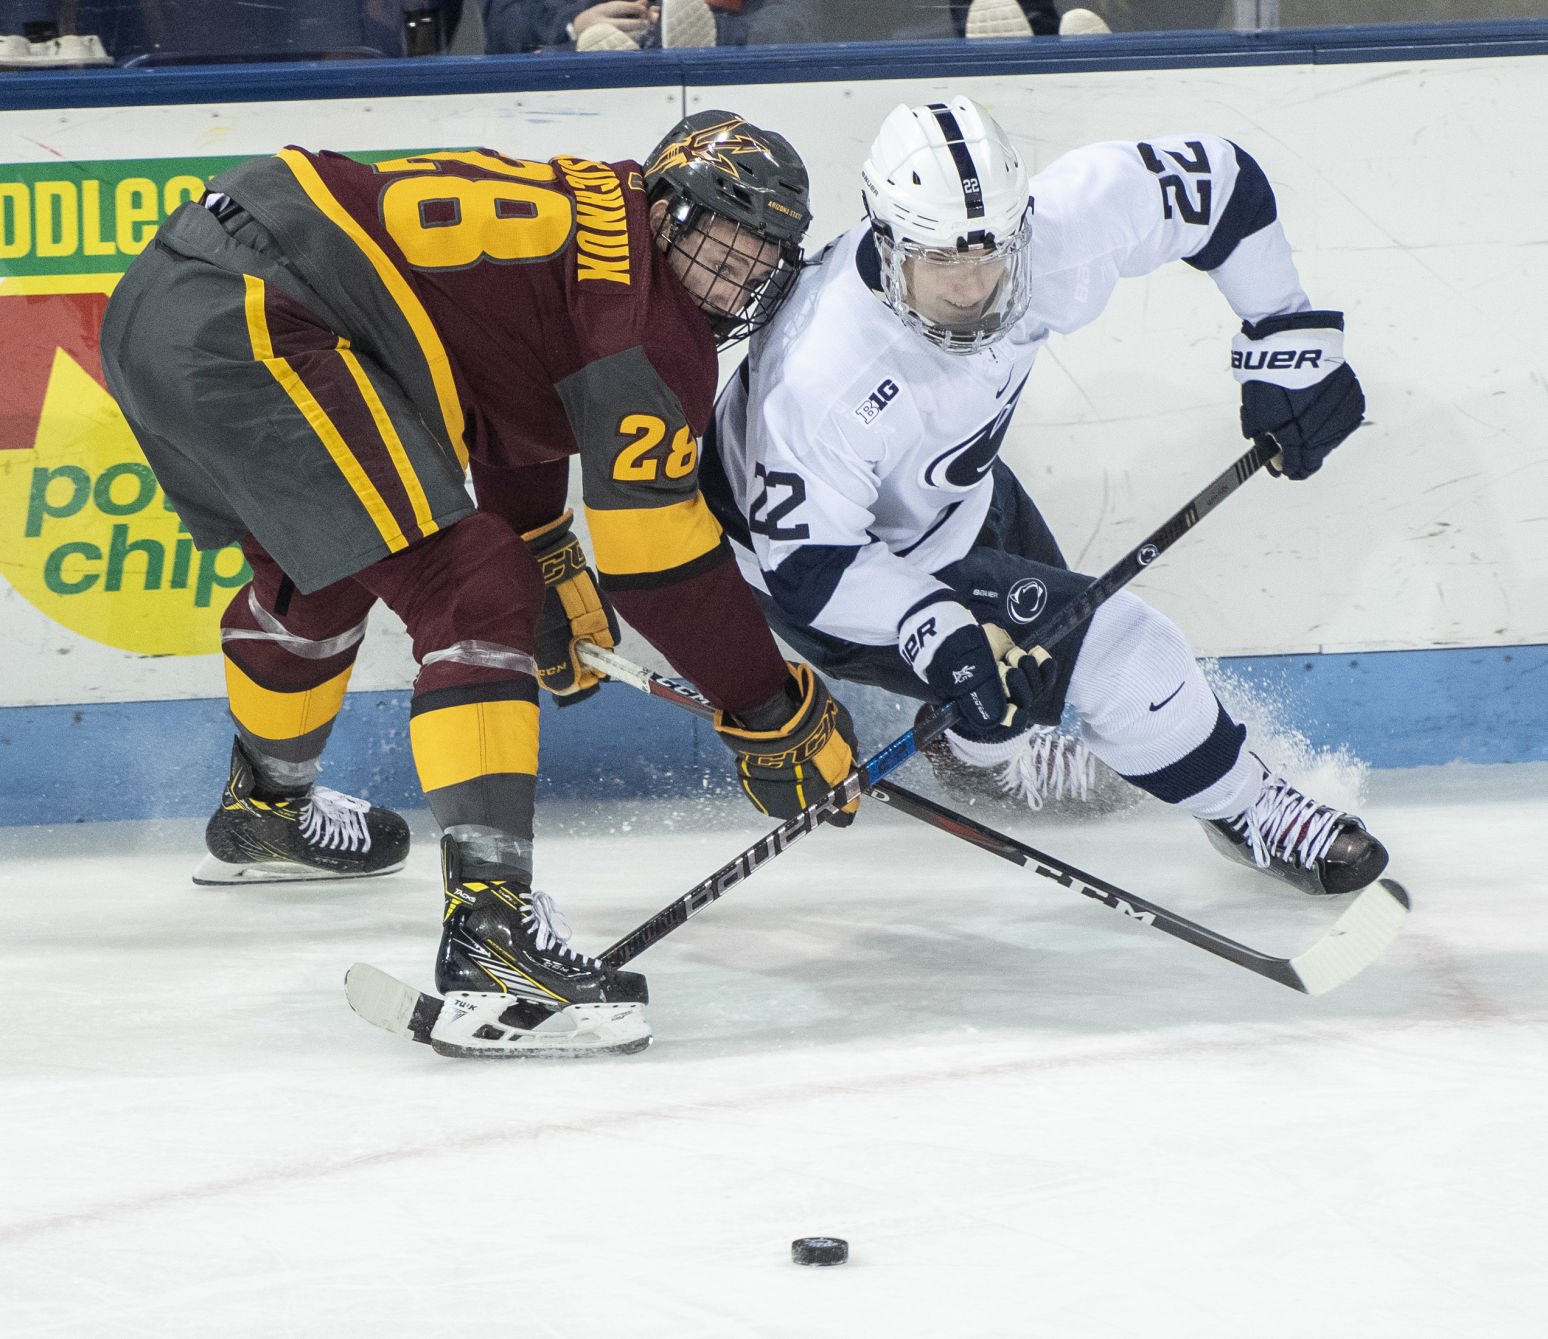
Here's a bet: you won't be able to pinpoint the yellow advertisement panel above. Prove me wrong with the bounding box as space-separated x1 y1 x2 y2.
0 157 252 656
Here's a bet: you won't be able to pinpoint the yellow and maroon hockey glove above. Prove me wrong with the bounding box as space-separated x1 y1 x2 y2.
715 663 860 826
522 510 620 706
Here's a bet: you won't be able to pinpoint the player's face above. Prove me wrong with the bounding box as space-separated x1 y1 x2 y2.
900 244 1008 330
654 202 781 320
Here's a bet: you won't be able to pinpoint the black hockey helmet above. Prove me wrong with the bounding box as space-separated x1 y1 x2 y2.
643 110 811 347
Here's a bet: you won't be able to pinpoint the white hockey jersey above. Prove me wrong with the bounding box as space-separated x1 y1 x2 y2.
706 134 1315 651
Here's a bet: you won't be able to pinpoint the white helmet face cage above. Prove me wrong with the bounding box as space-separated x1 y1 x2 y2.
861 98 1033 354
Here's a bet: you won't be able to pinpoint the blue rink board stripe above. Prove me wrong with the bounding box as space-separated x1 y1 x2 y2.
0 644 1544 827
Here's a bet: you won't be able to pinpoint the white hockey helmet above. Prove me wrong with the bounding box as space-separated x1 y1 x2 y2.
860 97 1032 354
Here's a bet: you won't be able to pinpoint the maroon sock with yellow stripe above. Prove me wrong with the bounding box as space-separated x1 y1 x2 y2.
223 650 356 794
219 557 375 793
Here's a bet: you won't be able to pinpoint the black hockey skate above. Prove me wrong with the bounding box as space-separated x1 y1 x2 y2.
430 836 651 1058
1200 762 1388 896
915 705 1134 817
193 740 410 885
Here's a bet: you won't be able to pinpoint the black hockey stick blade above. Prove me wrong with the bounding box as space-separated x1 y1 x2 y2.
872 781 1409 996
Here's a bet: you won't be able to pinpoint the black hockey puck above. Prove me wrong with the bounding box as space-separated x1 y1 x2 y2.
791 1236 848 1266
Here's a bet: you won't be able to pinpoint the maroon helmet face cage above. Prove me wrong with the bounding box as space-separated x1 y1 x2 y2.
661 205 803 349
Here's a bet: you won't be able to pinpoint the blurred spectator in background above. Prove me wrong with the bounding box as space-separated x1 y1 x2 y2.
10 1 465 63
668 0 817 46
1 0 54 38
480 0 657 51
1081 1 1226 31
954 0 1109 37
481 0 814 52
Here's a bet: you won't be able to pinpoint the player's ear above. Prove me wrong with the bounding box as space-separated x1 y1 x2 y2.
647 196 669 239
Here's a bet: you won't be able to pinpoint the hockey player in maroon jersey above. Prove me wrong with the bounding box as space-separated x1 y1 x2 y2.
100 111 858 1057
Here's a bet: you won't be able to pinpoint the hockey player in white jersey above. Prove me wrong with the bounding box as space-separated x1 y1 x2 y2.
702 96 1385 896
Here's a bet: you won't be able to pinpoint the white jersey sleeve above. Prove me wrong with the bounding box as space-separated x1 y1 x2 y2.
1027 134 1312 328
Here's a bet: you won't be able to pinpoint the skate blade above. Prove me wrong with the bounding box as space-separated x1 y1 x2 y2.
429 999 652 1060
192 854 406 886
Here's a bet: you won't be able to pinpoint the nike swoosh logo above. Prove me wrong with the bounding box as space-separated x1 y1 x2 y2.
995 366 1013 398
1148 683 1185 712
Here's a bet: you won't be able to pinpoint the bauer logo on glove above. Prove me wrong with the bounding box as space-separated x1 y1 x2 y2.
1231 309 1365 481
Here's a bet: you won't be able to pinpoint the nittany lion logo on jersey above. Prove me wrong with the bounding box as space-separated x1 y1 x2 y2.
645 118 776 180
921 402 1016 491
1006 577 1048 625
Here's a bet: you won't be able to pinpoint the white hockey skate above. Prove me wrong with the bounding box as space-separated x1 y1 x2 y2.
917 709 1135 816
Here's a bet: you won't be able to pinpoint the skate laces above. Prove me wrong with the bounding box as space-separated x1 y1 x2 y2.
1231 772 1343 871
997 729 1097 812
521 888 596 965
300 787 373 853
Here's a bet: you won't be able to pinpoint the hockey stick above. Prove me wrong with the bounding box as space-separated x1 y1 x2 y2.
594 436 1279 968
345 441 1279 1045
577 643 1409 996
871 783 1408 996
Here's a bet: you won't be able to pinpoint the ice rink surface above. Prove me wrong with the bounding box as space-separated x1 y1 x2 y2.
2 761 1546 1338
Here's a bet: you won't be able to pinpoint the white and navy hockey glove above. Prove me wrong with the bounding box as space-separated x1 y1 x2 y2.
899 600 1057 738
1232 310 1365 481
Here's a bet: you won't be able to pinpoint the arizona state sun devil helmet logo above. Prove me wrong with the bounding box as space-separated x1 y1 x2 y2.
641 109 812 346
645 116 775 181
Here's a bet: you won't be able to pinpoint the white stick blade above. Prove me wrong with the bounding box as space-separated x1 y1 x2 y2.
1290 878 1411 996
345 963 424 1039
577 641 649 689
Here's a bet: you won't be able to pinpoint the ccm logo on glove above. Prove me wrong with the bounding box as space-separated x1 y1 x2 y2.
521 509 620 705
714 664 860 826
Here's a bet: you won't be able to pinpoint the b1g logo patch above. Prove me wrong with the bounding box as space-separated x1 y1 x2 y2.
852 378 899 426
1006 577 1048 625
